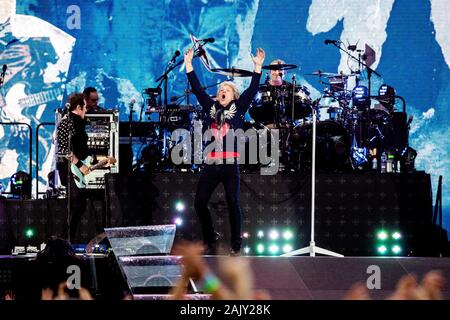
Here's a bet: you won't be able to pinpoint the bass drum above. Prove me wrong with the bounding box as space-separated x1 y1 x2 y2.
289 120 352 172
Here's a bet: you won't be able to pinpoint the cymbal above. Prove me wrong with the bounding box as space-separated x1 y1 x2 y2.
306 70 341 77
262 63 297 71
211 68 253 77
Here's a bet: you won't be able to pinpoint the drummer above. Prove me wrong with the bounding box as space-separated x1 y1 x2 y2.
267 59 289 86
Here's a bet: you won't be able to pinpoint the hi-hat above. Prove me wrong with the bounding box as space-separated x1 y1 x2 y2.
211 68 253 77
262 63 297 71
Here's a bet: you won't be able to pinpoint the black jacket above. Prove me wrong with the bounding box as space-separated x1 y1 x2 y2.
56 112 89 163
187 70 261 158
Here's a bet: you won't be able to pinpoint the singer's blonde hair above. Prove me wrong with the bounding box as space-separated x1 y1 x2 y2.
270 59 285 65
217 81 240 100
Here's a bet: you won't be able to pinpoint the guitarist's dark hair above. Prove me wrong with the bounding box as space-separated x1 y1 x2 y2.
67 93 85 111
83 86 97 98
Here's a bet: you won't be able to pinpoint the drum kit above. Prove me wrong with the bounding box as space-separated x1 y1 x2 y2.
244 63 403 172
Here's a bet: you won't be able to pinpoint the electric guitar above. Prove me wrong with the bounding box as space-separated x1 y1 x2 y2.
71 156 116 189
5 82 63 109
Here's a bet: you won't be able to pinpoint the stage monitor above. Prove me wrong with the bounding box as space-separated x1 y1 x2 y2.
104 225 176 256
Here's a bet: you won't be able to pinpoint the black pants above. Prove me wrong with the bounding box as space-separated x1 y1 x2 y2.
194 163 242 252
57 160 87 243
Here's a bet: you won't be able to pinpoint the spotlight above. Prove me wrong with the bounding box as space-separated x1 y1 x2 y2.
282 230 294 240
392 245 402 254
257 230 264 239
352 85 370 108
377 245 387 254
269 244 279 255
378 84 396 107
174 217 183 226
243 246 251 255
25 228 35 239
392 232 402 240
243 232 250 239
175 201 185 212
282 244 293 253
269 230 279 240
400 147 417 172
256 244 265 254
377 230 388 241
10 171 31 200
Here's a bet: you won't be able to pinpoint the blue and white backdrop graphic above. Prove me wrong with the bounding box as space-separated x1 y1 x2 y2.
0 0 449 233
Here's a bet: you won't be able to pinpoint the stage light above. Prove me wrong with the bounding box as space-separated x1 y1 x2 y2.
378 84 396 97
10 171 31 200
392 245 402 254
25 228 35 239
400 147 417 172
269 244 279 255
257 230 264 239
377 230 388 241
243 246 251 255
282 244 293 253
269 230 279 240
256 244 265 254
377 245 387 254
352 85 370 107
243 232 250 239
174 217 183 226
378 84 396 106
282 230 294 240
392 231 401 240
175 201 185 212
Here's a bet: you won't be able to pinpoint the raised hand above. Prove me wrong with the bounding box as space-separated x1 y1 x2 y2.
184 48 194 73
251 48 265 73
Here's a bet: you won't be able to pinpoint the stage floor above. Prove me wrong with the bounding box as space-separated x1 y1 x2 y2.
1 254 449 300
204 256 450 300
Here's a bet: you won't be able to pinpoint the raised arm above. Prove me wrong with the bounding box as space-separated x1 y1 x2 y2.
184 48 214 109
239 48 265 106
251 48 265 74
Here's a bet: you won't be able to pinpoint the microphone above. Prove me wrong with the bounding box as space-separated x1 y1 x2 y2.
168 50 181 64
324 39 340 45
129 98 136 106
194 46 206 58
199 37 215 43
1 65 6 77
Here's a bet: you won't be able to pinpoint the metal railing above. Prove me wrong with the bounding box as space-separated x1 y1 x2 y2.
36 122 55 197
0 122 32 194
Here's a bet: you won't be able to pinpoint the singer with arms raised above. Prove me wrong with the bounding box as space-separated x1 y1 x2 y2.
184 47 265 256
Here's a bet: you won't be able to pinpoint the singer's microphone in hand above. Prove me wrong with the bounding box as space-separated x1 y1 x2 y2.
195 46 206 57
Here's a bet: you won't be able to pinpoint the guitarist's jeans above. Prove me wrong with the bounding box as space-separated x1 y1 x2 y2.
194 163 242 253
57 160 88 243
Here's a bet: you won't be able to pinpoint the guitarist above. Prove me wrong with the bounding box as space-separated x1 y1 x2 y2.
56 93 90 243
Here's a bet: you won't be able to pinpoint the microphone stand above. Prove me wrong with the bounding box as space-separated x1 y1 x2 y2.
66 130 72 243
282 103 344 257
154 47 206 161
155 58 183 162
128 103 134 147
328 42 382 150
